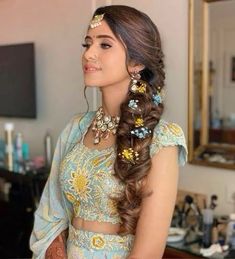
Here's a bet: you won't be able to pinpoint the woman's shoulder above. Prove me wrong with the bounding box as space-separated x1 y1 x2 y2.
60 111 95 140
150 119 188 165
69 111 95 126
63 111 95 131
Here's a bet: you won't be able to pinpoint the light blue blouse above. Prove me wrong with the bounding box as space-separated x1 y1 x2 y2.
30 111 187 258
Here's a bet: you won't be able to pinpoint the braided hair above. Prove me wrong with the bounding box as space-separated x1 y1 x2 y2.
93 5 165 234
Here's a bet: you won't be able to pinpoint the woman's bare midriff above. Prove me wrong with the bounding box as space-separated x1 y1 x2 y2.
72 217 121 234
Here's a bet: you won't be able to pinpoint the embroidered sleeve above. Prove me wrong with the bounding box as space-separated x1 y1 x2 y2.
150 120 188 166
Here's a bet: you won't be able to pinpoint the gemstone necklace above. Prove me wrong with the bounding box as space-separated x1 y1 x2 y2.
92 107 120 145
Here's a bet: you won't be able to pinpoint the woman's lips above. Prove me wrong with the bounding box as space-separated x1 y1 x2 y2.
83 64 102 73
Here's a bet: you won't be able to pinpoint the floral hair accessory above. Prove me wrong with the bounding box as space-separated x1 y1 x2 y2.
128 99 139 110
135 117 144 127
131 127 151 139
119 148 139 164
130 81 147 94
153 89 165 105
90 14 105 29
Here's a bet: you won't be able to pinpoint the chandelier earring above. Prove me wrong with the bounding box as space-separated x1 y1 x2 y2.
129 71 147 94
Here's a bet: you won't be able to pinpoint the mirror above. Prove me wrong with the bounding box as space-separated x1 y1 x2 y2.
188 0 235 170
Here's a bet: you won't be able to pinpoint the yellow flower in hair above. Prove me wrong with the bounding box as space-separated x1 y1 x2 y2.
135 117 144 127
137 85 146 93
130 81 147 94
120 148 139 163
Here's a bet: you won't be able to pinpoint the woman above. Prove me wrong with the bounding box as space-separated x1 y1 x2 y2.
30 5 187 259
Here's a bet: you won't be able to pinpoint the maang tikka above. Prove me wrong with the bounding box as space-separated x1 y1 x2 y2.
90 14 105 29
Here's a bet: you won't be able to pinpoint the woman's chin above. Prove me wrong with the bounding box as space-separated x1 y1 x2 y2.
84 83 98 88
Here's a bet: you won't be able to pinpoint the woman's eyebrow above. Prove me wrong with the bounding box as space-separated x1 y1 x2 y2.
85 35 116 41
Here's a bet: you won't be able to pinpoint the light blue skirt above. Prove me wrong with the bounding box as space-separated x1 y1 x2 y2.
67 225 134 259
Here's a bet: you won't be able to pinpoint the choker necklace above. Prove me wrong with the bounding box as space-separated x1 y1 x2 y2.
92 107 120 145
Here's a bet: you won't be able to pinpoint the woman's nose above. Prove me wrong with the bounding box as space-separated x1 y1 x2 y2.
83 45 98 61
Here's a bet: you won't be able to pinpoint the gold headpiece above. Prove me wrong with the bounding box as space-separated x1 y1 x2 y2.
90 14 105 29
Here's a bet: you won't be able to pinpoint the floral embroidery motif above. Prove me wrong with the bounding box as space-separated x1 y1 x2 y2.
65 192 76 203
60 117 187 225
150 120 187 163
107 199 118 216
68 170 92 202
168 123 183 136
60 143 123 224
91 234 106 249
69 226 134 253
73 200 80 215
92 152 113 166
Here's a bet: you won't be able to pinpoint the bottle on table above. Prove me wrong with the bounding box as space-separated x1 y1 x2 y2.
202 208 213 248
4 123 14 171
14 132 24 173
44 131 52 169
226 213 235 249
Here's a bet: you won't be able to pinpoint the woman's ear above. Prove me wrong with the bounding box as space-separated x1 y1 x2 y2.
128 61 145 74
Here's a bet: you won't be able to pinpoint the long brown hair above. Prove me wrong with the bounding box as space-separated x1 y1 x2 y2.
93 5 165 235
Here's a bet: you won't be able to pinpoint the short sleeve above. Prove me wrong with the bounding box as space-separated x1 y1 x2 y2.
150 120 188 166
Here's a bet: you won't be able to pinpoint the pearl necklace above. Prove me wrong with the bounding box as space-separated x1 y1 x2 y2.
92 107 120 145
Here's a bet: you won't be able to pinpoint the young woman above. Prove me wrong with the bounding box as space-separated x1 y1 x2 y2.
30 5 187 259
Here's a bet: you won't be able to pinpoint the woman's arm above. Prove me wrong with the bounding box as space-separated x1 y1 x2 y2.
128 146 179 259
45 229 68 259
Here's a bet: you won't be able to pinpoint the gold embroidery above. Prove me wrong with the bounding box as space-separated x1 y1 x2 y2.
73 200 80 215
107 199 118 216
168 123 182 136
71 172 88 194
68 170 92 202
65 192 76 203
92 153 112 166
91 234 106 249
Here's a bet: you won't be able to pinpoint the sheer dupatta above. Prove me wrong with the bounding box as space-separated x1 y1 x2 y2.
30 112 94 259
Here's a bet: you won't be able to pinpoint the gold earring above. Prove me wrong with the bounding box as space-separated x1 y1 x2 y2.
129 71 147 94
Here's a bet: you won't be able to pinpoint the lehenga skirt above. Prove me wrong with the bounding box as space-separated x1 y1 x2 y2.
67 224 134 259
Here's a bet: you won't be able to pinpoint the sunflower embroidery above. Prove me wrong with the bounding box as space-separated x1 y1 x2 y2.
68 169 92 202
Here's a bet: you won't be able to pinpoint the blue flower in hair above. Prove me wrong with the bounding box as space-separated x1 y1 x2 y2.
128 99 139 110
131 126 151 139
153 93 162 106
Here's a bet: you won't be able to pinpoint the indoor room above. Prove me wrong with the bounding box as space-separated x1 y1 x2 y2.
0 0 235 258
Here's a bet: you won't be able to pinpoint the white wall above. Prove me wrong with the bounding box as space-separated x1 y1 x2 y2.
0 0 94 156
0 0 235 215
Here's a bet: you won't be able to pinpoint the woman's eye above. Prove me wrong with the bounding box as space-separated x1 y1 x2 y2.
82 43 90 49
101 43 111 49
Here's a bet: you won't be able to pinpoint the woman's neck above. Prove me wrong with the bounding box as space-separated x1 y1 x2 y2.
100 86 128 117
